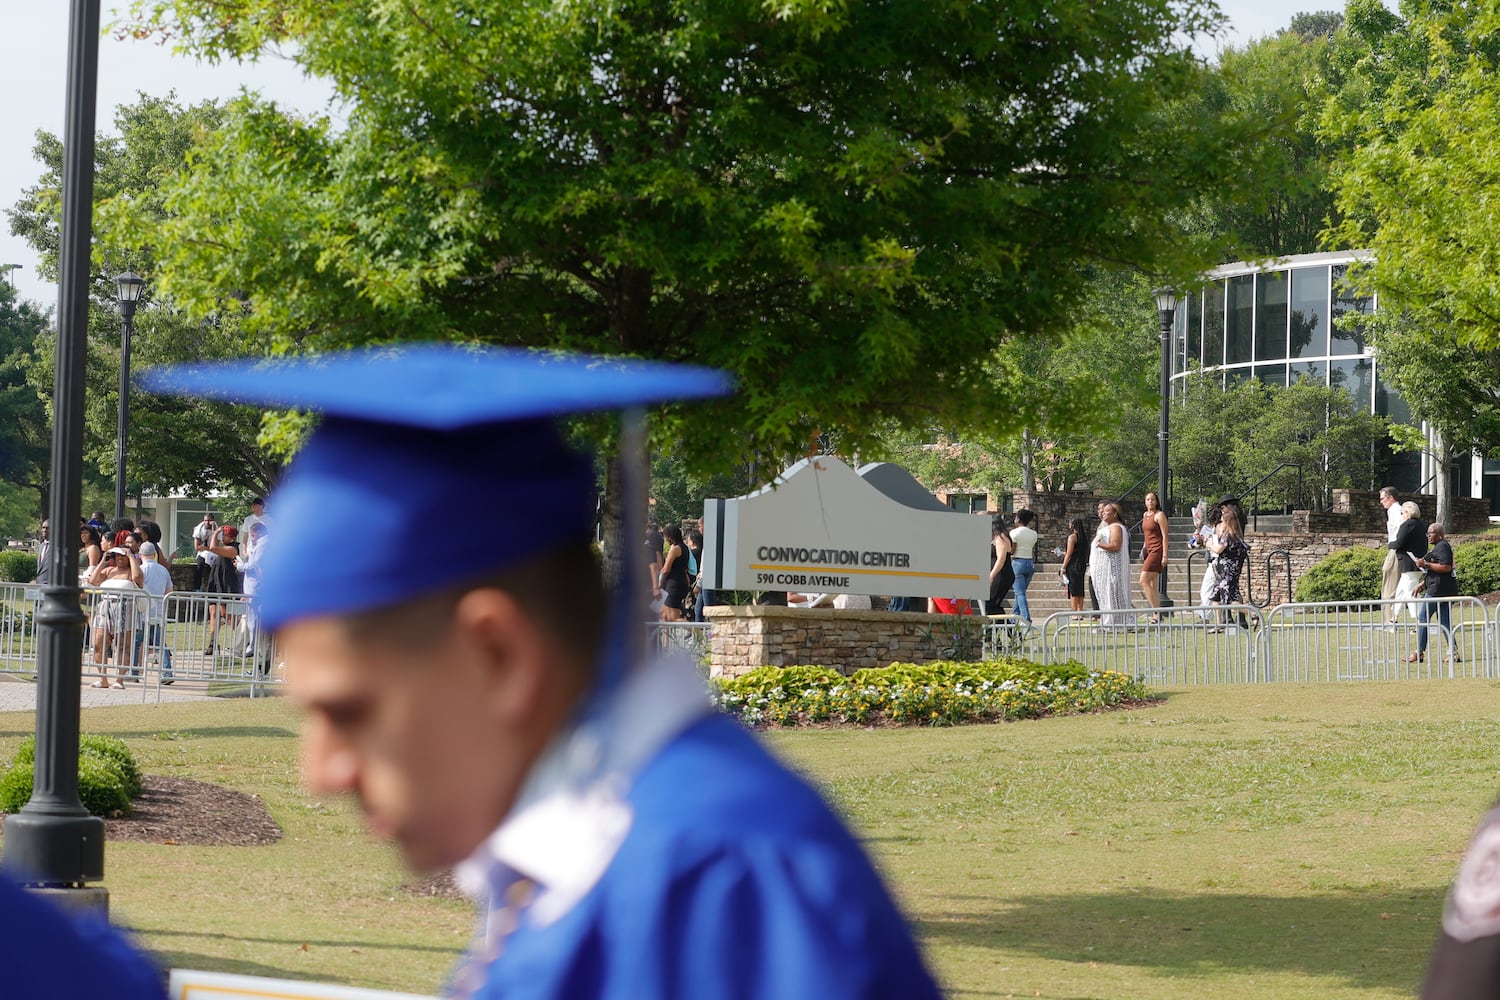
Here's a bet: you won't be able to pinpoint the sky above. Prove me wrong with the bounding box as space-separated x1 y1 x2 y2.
0 2 1374 312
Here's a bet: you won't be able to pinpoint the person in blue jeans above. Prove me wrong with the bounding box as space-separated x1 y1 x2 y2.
1009 508 1039 624
1412 523 1460 664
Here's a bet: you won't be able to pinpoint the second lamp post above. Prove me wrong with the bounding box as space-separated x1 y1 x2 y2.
113 271 144 521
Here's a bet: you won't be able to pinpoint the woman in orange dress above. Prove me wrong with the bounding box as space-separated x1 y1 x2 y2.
1139 491 1169 621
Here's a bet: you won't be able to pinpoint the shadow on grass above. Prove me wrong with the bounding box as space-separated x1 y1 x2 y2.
919 886 1444 994
107 726 297 740
142 926 459 956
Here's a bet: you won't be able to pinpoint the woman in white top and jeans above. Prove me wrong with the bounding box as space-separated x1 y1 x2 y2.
1009 509 1039 625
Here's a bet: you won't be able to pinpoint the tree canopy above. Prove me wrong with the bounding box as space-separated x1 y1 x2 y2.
8 94 278 501
115 0 1263 476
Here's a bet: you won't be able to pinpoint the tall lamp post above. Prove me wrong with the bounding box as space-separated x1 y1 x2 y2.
1153 287 1178 603
2 0 106 910
113 271 144 521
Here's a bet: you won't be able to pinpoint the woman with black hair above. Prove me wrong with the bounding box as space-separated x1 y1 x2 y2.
1061 517 1088 615
658 524 691 622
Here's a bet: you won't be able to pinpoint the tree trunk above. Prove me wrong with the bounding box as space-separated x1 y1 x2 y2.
1432 425 1451 530
598 419 652 625
1020 429 1035 493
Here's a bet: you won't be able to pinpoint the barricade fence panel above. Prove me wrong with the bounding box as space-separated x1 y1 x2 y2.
0 583 1495 693
645 621 711 670
1039 606 1263 685
1259 598 1493 683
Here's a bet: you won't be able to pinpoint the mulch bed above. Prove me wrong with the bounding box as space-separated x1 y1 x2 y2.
105 775 284 846
3 775 469 901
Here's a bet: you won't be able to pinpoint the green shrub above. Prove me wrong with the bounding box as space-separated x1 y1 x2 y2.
0 735 142 817
1297 539 1500 603
0 550 37 583
1455 540 1500 597
712 658 1150 727
1295 545 1384 603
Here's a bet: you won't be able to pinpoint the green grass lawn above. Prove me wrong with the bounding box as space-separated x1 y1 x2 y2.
5 681 1500 998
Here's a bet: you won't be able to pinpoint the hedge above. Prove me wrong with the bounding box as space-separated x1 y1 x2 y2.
711 659 1150 727
0 551 37 583
0 734 143 817
1296 540 1500 603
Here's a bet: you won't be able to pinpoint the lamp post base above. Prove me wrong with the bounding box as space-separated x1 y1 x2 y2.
2 808 104 890
24 884 109 919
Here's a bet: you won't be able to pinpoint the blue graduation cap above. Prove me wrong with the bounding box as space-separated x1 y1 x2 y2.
140 344 733 632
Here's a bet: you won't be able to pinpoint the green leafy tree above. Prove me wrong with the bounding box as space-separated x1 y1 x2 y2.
8 94 279 501
0 284 54 538
1183 26 1342 258
117 0 1262 490
1231 375 1389 510
1319 0 1500 525
1364 308 1500 527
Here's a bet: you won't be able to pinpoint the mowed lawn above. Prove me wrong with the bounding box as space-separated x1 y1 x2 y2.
4 679 1500 998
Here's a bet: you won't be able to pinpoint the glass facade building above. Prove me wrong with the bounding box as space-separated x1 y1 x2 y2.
1170 250 1440 498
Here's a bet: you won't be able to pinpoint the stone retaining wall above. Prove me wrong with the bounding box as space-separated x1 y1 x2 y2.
705 605 985 679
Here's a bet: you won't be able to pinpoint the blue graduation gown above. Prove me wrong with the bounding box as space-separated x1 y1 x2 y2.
0 877 166 998
473 713 941 998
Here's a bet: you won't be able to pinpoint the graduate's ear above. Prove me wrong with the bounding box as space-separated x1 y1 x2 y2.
449 587 559 726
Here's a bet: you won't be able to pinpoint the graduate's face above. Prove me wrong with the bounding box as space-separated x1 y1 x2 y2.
281 590 569 872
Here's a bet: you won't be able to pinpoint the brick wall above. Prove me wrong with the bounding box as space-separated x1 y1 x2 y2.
1240 531 1385 606
704 605 986 678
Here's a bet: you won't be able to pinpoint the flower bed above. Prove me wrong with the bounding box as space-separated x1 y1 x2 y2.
711 659 1151 727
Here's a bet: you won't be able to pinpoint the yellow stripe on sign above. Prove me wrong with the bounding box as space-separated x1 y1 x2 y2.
749 563 982 582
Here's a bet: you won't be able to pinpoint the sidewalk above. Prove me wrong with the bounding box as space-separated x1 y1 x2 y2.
0 674 218 713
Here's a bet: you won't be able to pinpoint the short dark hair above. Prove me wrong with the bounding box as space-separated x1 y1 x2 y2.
344 540 608 673
1015 509 1035 527
139 520 162 544
1379 486 1398 501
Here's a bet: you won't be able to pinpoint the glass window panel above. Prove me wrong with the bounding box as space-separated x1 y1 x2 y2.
1330 264 1373 356
1225 366 1252 387
1289 266 1329 358
1291 360 1327 386
1185 291 1202 372
1255 363 1288 387
1375 371 1413 424
1255 272 1289 361
1171 301 1186 376
1202 282 1225 368
1330 357 1373 411
1227 275 1254 364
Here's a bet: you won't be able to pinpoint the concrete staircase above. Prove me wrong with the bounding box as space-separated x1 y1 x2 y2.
1009 517 1199 622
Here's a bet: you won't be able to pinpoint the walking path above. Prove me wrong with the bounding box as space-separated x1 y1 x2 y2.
0 674 221 713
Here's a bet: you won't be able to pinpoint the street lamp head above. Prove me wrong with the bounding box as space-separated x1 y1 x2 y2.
1153 286 1178 317
114 271 145 319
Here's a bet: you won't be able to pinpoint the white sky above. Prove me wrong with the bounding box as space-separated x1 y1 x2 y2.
0 2 1375 312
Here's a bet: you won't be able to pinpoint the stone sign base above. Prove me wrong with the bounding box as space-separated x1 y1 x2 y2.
705 605 986 679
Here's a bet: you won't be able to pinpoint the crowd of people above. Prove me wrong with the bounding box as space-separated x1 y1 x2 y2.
665 487 1464 646
41 500 272 686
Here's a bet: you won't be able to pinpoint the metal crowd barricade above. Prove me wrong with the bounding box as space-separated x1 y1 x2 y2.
981 615 1044 661
155 591 280 699
645 620 711 670
1259 597 1492 682
0 580 41 677
1038 605 1264 685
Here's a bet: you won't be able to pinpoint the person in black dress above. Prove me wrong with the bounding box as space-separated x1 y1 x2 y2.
983 513 1014 616
657 523 692 621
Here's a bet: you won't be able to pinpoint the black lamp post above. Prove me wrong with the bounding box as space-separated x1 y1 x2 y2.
1154 287 1178 603
2 0 106 909
113 271 145 521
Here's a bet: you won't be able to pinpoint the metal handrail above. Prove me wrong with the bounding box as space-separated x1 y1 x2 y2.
1242 463 1303 531
1112 469 1156 507
1245 549 1293 608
